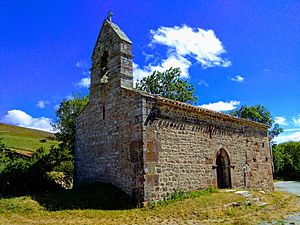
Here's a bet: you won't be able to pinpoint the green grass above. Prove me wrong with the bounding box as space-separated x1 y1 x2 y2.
0 184 299 225
0 123 58 154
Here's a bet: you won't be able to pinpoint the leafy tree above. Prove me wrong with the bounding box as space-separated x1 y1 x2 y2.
269 123 283 139
272 142 300 180
136 67 198 104
53 95 88 153
230 104 283 138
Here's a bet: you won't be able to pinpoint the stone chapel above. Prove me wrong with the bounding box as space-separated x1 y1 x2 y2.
74 14 274 204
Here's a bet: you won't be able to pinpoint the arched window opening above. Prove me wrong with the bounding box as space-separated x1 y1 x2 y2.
216 149 232 189
100 51 109 77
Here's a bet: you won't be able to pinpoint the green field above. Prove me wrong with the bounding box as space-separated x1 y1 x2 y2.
0 123 59 155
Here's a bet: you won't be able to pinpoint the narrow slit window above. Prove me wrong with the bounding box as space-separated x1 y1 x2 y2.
103 105 105 120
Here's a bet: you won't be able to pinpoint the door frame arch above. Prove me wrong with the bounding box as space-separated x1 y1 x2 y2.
215 148 232 189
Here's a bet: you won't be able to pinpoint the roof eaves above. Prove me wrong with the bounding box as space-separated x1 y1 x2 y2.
121 87 269 129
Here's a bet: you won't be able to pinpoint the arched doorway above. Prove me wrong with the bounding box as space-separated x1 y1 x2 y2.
216 149 232 188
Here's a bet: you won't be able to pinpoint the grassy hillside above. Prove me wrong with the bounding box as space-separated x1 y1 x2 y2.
0 123 58 155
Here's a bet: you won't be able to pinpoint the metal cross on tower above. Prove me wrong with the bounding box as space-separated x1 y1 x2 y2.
107 11 113 22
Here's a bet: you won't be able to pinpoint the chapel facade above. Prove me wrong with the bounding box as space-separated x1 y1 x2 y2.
74 15 274 203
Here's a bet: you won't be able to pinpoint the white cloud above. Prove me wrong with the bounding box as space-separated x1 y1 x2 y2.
76 77 91 88
133 55 191 84
150 25 231 68
133 24 230 84
231 75 244 83
274 116 288 126
293 115 300 126
76 61 88 68
284 128 300 132
149 55 191 78
133 62 149 83
76 60 91 86
273 131 300 144
198 79 209 87
1 110 53 132
36 100 49 109
142 51 155 62
200 100 240 112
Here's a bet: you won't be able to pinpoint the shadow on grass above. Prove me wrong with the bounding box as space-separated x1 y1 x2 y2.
31 182 135 211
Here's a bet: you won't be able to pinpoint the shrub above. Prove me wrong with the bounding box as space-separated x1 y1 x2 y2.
0 144 73 197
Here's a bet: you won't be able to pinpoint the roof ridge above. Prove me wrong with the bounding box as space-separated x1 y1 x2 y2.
106 20 132 44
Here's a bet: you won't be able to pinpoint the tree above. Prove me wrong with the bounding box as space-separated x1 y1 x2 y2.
53 95 88 153
136 67 198 104
230 104 283 139
272 142 300 180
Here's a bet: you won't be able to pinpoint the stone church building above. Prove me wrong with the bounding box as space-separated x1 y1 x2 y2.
74 15 274 203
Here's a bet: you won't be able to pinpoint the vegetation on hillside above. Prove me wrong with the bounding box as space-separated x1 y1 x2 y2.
0 142 73 196
0 123 58 154
0 95 87 197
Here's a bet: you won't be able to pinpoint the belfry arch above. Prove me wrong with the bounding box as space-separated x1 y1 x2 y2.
100 51 109 75
216 148 232 189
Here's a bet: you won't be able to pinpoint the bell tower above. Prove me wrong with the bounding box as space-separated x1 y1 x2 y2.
90 12 133 101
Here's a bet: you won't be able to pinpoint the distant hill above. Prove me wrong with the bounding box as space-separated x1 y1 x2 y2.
0 123 59 156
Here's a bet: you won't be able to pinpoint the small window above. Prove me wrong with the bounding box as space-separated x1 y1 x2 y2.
102 105 105 120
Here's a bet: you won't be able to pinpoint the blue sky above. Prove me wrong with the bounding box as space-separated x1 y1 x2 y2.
0 1 299 143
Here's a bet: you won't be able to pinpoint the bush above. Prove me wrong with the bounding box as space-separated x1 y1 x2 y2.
0 144 73 197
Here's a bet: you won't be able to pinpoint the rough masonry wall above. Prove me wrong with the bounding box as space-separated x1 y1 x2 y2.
143 100 273 201
74 19 144 201
75 87 145 201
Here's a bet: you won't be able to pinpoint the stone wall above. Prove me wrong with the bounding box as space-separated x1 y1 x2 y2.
75 87 145 201
143 98 273 201
74 19 145 202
